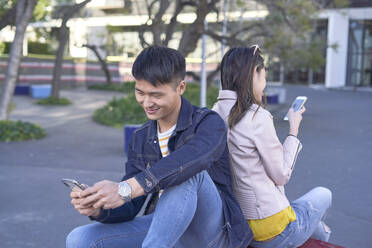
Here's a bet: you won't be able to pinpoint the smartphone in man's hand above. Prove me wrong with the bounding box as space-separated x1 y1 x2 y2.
284 96 307 121
62 178 88 191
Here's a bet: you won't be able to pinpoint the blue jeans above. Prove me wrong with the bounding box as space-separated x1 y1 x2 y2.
66 171 228 248
250 187 332 248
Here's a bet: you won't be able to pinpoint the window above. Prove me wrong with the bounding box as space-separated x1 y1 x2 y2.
347 20 372 87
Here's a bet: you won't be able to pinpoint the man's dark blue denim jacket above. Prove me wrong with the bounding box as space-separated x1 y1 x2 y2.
92 97 253 248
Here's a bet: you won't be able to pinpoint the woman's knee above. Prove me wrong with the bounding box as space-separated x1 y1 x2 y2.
312 187 332 208
66 225 97 248
310 187 332 213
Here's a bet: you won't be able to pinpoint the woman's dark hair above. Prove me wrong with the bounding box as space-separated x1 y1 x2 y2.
132 45 185 87
221 46 265 128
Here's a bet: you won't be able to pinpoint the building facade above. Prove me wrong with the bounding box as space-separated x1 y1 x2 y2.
321 0 372 88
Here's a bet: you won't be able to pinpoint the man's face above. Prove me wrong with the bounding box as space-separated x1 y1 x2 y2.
135 79 186 121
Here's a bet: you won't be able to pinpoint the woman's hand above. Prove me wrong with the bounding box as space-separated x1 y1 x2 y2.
288 106 306 137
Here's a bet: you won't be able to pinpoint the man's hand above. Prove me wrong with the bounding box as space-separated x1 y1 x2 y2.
80 180 125 210
70 187 101 217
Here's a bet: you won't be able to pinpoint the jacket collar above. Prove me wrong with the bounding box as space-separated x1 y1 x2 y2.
217 90 260 111
217 90 237 100
147 96 193 142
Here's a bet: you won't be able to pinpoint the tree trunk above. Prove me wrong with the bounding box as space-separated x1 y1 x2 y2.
51 0 91 99
177 0 209 57
83 44 112 85
308 68 313 85
0 0 38 120
51 21 68 98
280 63 285 84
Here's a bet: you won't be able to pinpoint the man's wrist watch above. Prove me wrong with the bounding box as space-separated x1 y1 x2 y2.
118 181 132 202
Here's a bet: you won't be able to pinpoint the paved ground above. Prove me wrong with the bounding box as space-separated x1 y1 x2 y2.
0 85 371 247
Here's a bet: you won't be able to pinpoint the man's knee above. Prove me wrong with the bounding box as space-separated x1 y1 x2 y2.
66 225 97 248
188 170 210 185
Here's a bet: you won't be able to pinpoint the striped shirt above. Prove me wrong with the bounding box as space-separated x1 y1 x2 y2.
157 124 176 158
157 124 176 197
136 124 176 216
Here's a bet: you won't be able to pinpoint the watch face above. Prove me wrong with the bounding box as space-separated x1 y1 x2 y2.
119 182 131 198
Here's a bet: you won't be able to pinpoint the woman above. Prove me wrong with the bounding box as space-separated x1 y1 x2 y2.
213 46 332 248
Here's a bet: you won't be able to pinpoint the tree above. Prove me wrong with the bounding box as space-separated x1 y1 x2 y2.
0 1 17 31
132 0 348 84
50 0 91 99
0 0 49 32
0 0 38 120
83 44 112 85
136 0 219 56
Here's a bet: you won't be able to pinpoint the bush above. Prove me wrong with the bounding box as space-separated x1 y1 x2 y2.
0 42 6 54
36 97 72 105
28 41 54 55
88 81 135 94
0 42 11 54
93 82 219 128
183 83 219 109
93 94 147 128
0 120 46 142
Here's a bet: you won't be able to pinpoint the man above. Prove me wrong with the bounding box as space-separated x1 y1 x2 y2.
66 46 252 248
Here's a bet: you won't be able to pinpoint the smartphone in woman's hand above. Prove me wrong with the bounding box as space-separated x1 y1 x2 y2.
284 96 307 121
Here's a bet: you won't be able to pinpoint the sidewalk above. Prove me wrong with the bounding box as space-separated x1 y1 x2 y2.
0 89 126 247
0 85 371 247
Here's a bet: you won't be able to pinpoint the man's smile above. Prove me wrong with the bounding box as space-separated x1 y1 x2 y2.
145 107 160 115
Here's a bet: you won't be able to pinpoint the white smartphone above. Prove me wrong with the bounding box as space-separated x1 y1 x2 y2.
61 178 88 191
284 96 307 121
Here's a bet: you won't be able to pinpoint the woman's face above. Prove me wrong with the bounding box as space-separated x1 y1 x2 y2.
252 67 266 103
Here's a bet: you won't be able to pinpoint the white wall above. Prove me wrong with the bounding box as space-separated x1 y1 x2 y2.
321 7 372 88
325 11 349 88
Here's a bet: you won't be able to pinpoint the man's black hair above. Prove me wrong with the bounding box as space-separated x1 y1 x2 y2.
132 46 186 86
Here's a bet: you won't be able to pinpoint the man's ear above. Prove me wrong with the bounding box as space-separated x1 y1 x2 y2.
178 80 186 95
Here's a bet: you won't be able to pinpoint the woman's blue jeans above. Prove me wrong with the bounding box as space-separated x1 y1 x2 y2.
250 187 332 248
66 170 228 248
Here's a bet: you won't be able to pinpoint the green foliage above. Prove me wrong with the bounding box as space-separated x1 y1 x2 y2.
28 41 54 55
33 0 50 21
0 120 46 142
0 42 5 54
232 0 333 74
332 0 350 8
88 81 135 94
36 97 72 105
0 0 50 22
93 82 219 128
183 83 219 109
93 94 147 128
0 42 11 54
0 0 13 17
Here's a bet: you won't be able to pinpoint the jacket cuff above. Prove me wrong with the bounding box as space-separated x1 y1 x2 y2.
286 134 303 151
134 169 160 194
89 209 110 222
